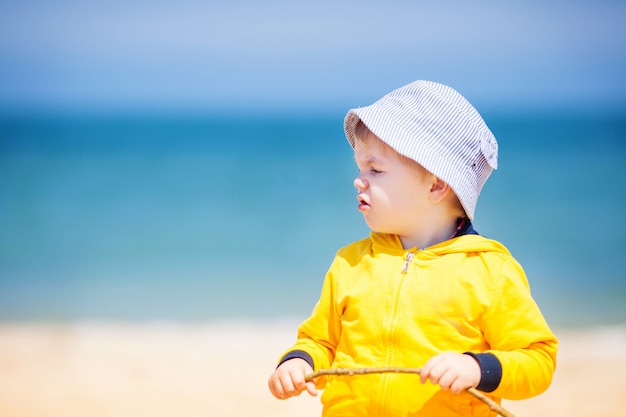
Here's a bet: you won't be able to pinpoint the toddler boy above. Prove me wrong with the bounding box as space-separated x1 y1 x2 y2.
268 80 558 416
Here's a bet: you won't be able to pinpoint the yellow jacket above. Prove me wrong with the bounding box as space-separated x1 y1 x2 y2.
280 232 558 417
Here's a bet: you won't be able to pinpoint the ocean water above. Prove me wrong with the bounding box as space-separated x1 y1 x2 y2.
0 111 624 328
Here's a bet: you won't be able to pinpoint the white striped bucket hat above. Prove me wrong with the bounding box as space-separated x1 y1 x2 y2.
344 80 498 221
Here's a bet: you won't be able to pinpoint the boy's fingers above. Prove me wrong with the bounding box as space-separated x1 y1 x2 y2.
436 370 454 390
271 372 299 399
268 376 287 399
419 357 439 383
268 359 315 399
282 376 302 397
419 365 437 384
449 379 467 394
305 381 319 397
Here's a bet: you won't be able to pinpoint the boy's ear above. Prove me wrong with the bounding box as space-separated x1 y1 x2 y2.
429 177 452 204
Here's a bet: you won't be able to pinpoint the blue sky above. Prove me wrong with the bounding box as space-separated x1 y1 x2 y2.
1 1 625 114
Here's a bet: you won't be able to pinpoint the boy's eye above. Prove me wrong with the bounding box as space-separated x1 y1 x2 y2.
370 168 382 174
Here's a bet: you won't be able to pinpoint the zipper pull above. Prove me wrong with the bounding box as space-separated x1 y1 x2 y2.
401 252 415 274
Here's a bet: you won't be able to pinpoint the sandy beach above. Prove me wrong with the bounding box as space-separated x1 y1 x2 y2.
0 321 624 417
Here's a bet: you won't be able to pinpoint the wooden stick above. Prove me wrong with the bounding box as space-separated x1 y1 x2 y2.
305 367 516 417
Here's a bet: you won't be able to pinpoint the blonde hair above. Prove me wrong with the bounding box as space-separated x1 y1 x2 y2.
353 120 396 158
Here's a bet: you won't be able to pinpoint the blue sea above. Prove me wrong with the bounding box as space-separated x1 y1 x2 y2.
1 111 625 328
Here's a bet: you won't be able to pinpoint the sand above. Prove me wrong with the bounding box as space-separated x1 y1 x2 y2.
0 321 624 417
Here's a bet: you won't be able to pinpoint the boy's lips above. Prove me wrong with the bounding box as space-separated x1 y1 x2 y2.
357 194 370 211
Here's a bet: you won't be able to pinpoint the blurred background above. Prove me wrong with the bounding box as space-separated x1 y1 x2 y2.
1 0 625 327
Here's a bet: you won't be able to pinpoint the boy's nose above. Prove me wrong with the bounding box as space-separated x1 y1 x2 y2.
354 176 368 191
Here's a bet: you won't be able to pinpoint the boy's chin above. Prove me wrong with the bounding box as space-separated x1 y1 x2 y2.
362 219 386 233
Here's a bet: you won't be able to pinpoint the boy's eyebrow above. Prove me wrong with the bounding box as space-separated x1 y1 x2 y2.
354 152 380 166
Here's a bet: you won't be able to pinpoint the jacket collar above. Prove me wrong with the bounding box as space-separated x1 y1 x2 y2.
454 218 478 238
370 218 480 254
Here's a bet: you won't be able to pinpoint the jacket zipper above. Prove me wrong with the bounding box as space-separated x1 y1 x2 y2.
378 251 415 415
401 251 415 274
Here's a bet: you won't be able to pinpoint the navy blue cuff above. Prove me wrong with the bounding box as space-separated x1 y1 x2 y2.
278 350 314 370
463 352 502 392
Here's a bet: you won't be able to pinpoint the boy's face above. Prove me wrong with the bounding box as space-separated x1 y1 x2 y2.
353 132 434 238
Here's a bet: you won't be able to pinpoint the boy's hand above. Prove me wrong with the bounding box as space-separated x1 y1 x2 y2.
268 358 318 399
419 352 481 394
